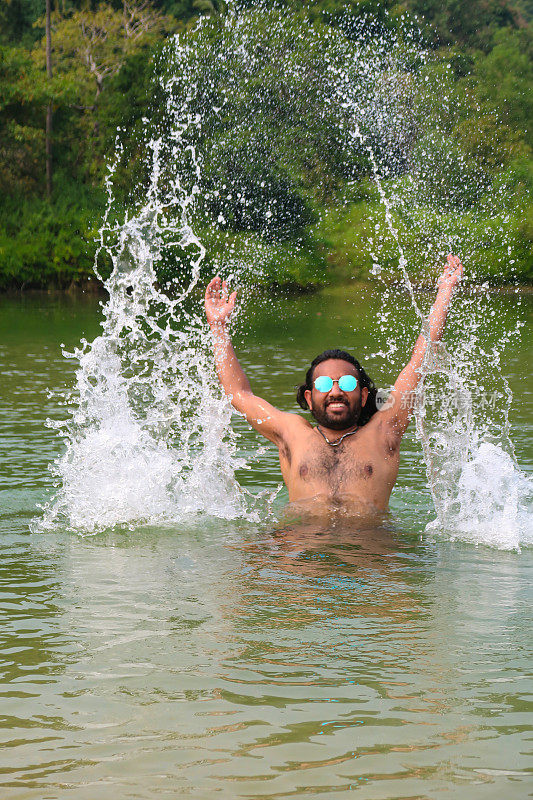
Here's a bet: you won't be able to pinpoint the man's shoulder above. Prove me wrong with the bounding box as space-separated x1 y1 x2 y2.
283 411 313 427
278 411 313 436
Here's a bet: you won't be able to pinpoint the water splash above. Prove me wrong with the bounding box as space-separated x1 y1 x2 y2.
324 11 532 550
370 213 533 550
367 130 533 550
425 441 533 550
34 3 531 545
36 126 251 533
33 6 420 533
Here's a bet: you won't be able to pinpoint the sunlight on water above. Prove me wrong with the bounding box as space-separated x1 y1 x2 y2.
33 3 532 547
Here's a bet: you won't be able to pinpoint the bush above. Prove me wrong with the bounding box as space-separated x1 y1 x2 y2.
0 189 104 289
312 179 533 285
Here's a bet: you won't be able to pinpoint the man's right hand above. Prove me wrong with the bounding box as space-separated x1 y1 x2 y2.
205 275 237 328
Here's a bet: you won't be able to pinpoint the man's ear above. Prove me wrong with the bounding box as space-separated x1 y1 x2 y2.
304 388 313 410
361 386 369 407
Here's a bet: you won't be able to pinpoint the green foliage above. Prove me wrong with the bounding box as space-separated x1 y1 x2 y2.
203 138 318 238
405 0 521 49
0 43 50 195
0 188 105 290
410 132 492 210
0 0 532 289
316 182 533 284
159 0 219 18
0 0 44 46
466 27 533 147
152 7 370 243
197 226 328 290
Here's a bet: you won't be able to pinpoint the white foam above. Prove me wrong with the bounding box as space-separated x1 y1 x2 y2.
426 442 533 550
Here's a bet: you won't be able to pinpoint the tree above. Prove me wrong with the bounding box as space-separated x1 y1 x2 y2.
45 0 52 196
469 27 533 147
0 44 48 195
405 0 522 48
36 2 172 106
30 1 176 183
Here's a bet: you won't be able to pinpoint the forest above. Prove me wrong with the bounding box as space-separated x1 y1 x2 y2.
1 0 532 289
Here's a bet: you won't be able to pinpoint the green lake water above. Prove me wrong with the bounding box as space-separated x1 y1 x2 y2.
0 286 532 799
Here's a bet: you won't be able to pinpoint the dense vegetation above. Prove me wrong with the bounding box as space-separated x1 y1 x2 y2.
1 0 532 290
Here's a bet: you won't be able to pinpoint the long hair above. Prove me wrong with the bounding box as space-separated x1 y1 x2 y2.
296 349 378 426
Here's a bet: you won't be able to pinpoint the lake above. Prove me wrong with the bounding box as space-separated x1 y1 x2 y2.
0 285 531 799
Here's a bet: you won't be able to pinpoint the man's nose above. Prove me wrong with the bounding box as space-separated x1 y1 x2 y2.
329 381 344 398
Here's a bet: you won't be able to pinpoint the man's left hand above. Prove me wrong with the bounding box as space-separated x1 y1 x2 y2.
438 254 463 293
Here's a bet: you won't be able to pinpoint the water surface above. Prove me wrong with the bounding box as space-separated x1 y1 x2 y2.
0 287 531 799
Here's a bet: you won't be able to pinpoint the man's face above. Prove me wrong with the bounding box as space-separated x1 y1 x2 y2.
304 359 368 431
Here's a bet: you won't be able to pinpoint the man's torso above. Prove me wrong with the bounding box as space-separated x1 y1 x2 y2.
277 416 400 511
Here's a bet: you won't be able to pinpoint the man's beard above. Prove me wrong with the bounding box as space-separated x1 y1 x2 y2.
310 398 362 431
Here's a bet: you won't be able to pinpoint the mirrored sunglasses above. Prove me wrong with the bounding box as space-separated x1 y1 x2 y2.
313 375 358 393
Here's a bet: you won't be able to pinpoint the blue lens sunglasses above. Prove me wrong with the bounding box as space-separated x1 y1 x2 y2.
313 375 358 393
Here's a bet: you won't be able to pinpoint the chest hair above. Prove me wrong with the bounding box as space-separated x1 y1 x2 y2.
298 441 373 491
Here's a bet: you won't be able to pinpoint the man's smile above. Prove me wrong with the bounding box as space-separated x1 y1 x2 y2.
326 401 349 411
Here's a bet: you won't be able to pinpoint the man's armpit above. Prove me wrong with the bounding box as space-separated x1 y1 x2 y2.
277 435 292 465
375 415 403 452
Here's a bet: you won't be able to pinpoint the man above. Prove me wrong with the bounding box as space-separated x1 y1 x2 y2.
205 255 463 512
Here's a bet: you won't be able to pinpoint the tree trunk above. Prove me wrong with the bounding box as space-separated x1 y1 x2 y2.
45 0 53 198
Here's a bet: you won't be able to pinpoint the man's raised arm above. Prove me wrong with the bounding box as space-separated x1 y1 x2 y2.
204 276 292 444
381 254 464 443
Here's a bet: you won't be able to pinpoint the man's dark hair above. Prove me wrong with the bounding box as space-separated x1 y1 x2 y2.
296 349 378 426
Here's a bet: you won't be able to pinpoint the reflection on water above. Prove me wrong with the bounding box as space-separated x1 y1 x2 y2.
0 292 531 798
1 521 530 798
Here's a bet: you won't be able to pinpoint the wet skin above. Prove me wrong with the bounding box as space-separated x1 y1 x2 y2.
276 359 399 510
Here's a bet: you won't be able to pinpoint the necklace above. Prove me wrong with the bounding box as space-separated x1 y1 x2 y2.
316 426 358 447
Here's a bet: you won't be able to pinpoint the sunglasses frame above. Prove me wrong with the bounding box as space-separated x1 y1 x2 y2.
313 375 358 393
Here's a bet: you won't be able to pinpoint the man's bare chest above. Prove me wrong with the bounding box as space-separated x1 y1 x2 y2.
288 437 377 491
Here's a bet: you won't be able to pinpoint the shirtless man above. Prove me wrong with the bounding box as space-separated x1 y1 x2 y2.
205 255 463 512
